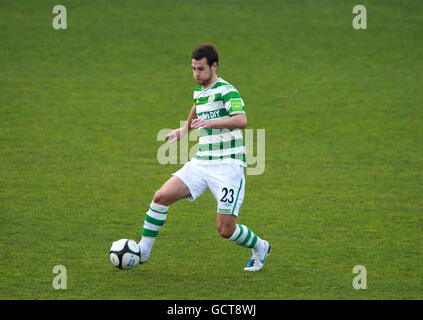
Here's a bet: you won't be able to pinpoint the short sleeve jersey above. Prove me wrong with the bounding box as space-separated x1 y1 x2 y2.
191 78 247 167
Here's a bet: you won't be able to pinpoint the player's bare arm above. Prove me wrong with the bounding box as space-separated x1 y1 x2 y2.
165 103 197 143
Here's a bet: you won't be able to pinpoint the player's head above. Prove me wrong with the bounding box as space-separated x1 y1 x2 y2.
191 44 219 86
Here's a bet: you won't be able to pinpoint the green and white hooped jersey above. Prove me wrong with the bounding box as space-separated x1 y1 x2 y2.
192 78 247 167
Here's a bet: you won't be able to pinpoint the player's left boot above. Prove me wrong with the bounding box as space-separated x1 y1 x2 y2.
139 254 150 264
244 240 271 271
138 243 150 264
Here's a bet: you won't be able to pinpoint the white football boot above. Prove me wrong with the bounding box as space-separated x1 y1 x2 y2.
244 240 271 271
139 254 150 264
138 243 151 264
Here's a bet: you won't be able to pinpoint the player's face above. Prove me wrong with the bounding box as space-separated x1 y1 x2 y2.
192 58 216 86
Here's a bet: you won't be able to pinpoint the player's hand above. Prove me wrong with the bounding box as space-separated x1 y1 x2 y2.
165 128 184 143
191 118 212 130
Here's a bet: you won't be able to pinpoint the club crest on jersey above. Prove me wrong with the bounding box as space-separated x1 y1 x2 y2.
208 94 215 103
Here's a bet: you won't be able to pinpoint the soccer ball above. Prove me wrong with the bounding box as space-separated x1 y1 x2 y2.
109 239 141 270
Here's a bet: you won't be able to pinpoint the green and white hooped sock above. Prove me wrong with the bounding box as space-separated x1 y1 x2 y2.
139 201 169 254
228 224 265 254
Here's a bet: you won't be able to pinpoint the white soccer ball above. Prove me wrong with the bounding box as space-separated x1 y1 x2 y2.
109 239 140 270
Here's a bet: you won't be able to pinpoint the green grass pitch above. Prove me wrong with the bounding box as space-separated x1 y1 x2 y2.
0 0 422 299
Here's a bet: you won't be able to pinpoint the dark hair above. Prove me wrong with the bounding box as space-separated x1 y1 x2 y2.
191 44 219 67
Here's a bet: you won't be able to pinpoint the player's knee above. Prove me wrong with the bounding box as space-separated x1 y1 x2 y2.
217 224 234 239
153 190 171 206
219 230 232 239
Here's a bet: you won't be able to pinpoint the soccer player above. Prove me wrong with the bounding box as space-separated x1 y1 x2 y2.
138 44 271 271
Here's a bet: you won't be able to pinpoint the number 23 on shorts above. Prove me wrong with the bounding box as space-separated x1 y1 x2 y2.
220 187 235 203
218 183 244 216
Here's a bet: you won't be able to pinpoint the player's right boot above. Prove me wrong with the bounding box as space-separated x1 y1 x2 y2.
244 240 271 271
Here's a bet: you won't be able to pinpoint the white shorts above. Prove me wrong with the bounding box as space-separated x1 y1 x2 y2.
172 161 245 217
